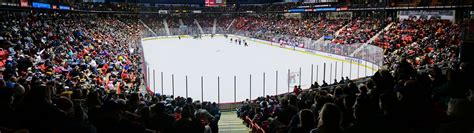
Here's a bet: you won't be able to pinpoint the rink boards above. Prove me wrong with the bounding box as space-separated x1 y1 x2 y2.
142 34 379 72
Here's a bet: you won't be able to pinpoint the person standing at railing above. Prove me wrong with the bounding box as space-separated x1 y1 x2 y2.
293 85 302 95
321 80 329 87
311 81 320 89
209 102 220 133
194 103 215 133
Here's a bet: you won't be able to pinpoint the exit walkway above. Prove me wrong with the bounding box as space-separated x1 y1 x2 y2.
218 111 249 133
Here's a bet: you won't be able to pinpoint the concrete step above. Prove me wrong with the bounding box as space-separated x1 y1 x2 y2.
218 111 249 133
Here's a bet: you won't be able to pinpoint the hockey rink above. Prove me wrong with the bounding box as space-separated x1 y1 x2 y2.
142 35 377 103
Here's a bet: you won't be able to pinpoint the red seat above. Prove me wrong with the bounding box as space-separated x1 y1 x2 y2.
0 48 8 59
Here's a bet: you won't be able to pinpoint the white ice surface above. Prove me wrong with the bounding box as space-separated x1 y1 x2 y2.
143 36 375 103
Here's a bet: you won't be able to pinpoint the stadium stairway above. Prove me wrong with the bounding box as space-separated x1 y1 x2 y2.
334 22 350 36
179 19 185 27
313 35 325 46
139 19 158 36
226 18 236 31
212 18 217 34
163 19 171 36
218 111 250 133
194 19 205 34
349 22 395 56
366 22 395 44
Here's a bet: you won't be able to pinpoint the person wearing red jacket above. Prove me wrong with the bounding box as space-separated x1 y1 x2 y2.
293 85 302 95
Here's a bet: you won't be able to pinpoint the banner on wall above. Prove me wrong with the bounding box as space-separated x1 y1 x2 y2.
158 10 169 14
284 13 302 19
289 9 305 13
323 35 333 40
59 5 71 10
326 12 352 19
304 0 337 3
398 10 455 22
289 7 341 13
315 7 336 11
32 2 51 9
205 0 225 7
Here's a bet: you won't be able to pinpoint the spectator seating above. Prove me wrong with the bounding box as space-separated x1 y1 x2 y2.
372 18 462 69
0 11 471 133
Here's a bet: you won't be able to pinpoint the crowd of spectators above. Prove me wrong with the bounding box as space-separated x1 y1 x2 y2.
0 10 469 133
75 3 138 11
37 1 473 13
0 12 221 133
195 17 216 34
372 17 462 70
214 16 234 34
142 15 220 35
229 15 348 46
141 14 384 48
238 61 473 133
140 17 167 36
64 2 301 13
166 17 182 35
161 16 199 36
331 17 389 45
141 14 461 71
0 12 143 96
